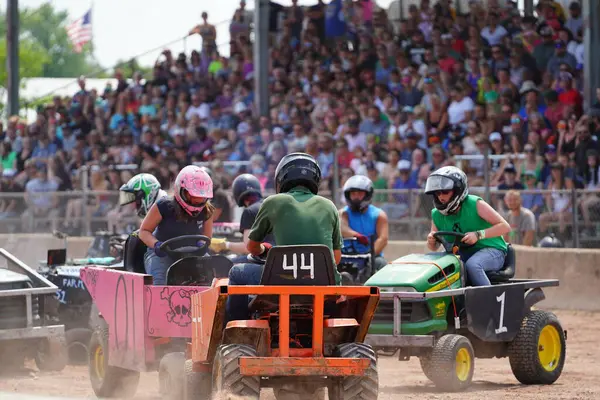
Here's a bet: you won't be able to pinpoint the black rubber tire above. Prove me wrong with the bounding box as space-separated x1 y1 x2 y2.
329 343 378 400
419 356 435 383
419 334 474 392
340 272 354 285
88 325 140 398
159 352 186 400
508 310 566 385
212 344 260 400
34 336 68 372
65 328 92 365
184 359 212 400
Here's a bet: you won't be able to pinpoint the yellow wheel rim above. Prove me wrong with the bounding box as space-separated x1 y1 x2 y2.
538 325 561 372
455 347 471 381
94 346 105 380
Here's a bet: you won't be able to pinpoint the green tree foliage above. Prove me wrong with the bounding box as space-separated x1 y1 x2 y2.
112 58 154 79
0 37 49 84
0 2 103 79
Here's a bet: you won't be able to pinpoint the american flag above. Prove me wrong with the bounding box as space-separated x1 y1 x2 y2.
66 9 92 53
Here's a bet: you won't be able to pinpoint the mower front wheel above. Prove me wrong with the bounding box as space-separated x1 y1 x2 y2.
420 334 474 392
212 344 260 400
184 359 211 400
159 352 185 400
329 343 378 400
274 385 326 400
88 325 140 398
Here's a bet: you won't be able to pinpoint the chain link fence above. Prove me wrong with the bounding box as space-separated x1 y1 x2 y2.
2 186 600 248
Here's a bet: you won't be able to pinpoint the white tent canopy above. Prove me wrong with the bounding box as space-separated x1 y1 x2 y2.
1 77 119 123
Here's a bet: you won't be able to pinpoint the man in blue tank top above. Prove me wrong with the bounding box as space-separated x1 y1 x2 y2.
339 174 389 273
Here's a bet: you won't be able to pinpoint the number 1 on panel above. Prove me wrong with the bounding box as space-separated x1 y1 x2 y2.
495 291 508 334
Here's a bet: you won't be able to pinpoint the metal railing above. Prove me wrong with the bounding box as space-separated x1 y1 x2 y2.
1 188 600 248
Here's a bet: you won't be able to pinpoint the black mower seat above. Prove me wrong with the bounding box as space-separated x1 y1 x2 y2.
249 245 337 313
166 255 233 286
123 231 147 274
486 244 516 283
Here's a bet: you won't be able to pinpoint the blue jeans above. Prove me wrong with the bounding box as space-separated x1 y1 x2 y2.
225 262 264 322
144 248 176 285
228 254 251 264
460 248 506 286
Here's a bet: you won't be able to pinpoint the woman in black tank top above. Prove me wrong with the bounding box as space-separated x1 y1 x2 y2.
138 166 216 285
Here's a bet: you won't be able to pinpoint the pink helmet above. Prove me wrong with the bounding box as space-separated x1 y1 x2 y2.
173 165 213 216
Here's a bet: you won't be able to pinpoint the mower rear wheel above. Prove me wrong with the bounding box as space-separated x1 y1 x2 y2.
329 343 378 400
420 334 474 392
159 352 185 400
212 344 260 400
184 359 211 400
35 336 68 372
65 327 92 365
88 325 140 398
508 310 566 384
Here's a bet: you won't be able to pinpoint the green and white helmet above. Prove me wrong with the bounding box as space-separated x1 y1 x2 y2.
119 173 165 218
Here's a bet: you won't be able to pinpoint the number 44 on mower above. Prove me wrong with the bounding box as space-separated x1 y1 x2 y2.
364 231 567 392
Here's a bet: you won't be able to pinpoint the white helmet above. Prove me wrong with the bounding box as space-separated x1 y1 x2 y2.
424 166 468 215
343 175 374 212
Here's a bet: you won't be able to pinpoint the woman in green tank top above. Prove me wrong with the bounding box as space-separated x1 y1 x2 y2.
424 166 512 286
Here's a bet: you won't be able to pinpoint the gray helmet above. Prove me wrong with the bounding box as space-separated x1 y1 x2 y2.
538 234 563 248
424 166 468 215
343 175 374 212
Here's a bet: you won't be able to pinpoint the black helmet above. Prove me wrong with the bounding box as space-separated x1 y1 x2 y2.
424 166 468 215
343 175 374 212
275 152 321 194
232 173 263 206
538 234 563 248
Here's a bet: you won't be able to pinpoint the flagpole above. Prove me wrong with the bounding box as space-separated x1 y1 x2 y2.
90 0 97 64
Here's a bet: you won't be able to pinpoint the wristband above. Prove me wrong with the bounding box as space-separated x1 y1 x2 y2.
477 230 486 240
225 241 230 250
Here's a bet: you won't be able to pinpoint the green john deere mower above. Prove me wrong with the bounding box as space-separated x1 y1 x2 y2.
364 231 566 392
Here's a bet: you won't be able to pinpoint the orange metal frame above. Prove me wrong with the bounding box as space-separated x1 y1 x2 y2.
191 283 379 376
225 285 378 358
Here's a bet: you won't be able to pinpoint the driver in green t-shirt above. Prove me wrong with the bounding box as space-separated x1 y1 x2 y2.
226 152 343 321
424 166 512 286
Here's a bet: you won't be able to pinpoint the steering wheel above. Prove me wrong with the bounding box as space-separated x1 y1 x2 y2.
159 235 211 258
432 231 469 253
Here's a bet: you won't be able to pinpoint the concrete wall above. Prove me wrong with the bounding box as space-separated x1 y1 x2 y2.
1 235 599 311
0 234 93 270
384 241 600 311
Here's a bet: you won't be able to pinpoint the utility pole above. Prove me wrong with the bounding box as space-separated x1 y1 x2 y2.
523 0 534 17
7 0 20 117
583 0 600 112
253 0 270 118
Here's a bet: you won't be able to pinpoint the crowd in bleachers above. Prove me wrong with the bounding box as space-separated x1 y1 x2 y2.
1 0 599 244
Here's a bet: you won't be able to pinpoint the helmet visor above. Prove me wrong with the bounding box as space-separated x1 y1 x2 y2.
119 191 136 206
424 175 455 194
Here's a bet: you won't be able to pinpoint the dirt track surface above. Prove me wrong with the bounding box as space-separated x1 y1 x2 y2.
0 310 597 400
